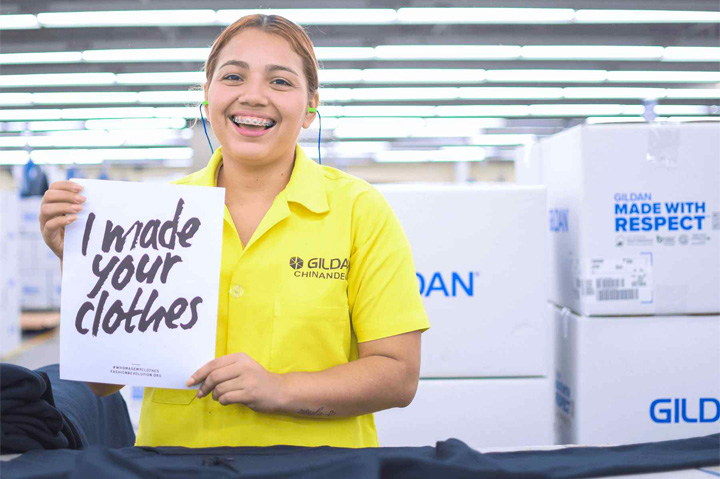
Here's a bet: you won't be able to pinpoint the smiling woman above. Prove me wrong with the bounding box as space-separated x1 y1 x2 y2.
39 13 430 451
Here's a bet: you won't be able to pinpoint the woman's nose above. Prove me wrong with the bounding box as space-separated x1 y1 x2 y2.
237 77 268 106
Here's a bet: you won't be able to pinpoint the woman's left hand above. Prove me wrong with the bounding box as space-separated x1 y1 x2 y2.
186 353 285 413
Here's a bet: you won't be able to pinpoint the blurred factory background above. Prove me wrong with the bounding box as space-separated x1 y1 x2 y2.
1 0 718 184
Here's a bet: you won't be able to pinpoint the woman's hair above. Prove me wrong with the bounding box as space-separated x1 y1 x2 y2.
204 14 320 99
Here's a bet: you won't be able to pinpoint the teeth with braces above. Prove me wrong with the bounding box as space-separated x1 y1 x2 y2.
232 116 275 127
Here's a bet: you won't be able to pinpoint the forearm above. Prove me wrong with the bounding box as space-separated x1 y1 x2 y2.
277 355 417 419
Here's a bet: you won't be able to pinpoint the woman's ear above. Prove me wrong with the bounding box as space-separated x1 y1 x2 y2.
303 91 320 129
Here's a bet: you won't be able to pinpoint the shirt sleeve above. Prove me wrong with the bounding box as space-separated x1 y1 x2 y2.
347 187 430 343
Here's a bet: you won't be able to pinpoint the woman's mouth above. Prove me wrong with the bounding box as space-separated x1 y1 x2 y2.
229 115 277 137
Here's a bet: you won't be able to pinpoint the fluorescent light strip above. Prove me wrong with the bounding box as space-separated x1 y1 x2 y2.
663 47 720 62
3 69 720 89
0 51 83 64
522 45 664 60
0 151 30 165
575 9 720 24
4 8 717 31
586 116 720 124
37 10 218 27
0 15 40 29
358 69 488 83
26 147 194 164
0 72 115 87
374 147 487 163
3 46 719 65
562 87 667 99
83 48 210 62
485 69 607 82
314 47 377 61
0 118 187 132
30 129 189 148
375 45 522 60
1 105 716 122
6 87 720 107
117 71 205 85
606 71 720 82
85 118 188 130
217 9 397 25
396 7 575 24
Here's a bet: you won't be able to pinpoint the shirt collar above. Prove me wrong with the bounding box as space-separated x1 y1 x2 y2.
197 144 329 214
285 144 329 214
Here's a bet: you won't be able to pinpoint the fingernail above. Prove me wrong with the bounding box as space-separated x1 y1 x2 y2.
73 185 83 192
75 195 85 203
66 215 77 222
71 204 82 212
196 390 203 398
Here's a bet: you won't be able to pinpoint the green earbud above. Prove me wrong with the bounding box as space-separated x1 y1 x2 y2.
202 101 208 106
308 107 317 113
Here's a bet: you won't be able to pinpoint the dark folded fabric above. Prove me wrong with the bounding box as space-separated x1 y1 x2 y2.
3 433 719 479
0 363 135 454
35 364 135 450
0 364 81 453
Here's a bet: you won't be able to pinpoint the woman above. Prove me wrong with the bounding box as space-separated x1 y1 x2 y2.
39 14 429 448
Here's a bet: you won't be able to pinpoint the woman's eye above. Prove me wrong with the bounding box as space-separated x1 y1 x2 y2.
223 74 242 81
272 79 292 86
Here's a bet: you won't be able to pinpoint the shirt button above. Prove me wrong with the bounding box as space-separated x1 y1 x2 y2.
229 284 244 299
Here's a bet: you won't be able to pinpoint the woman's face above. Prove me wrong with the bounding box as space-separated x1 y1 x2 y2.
205 29 318 166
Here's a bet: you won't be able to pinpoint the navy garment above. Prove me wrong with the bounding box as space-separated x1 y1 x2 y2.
0 364 135 454
0 364 81 453
35 365 135 450
3 433 719 479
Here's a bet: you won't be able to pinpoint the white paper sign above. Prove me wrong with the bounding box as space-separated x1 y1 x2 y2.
60 179 225 389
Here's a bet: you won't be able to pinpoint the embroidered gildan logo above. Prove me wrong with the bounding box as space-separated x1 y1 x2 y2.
289 256 349 280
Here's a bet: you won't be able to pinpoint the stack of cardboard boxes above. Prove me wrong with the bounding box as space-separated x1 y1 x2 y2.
0 190 21 356
373 184 553 449
18 197 63 310
526 123 720 444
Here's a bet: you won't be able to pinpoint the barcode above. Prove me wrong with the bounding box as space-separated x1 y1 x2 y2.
595 278 625 289
597 289 639 301
583 279 594 296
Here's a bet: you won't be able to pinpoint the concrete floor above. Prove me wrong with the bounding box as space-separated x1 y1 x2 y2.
3 328 60 371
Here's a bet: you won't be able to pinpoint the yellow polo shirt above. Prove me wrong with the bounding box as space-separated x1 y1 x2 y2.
134 144 429 448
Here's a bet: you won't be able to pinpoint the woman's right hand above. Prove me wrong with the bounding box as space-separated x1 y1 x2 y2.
39 181 85 261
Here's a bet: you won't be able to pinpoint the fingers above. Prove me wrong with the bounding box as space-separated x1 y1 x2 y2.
48 180 83 194
186 355 236 388
40 184 85 225
216 390 248 406
196 364 240 399
41 188 86 207
41 214 77 236
40 202 83 221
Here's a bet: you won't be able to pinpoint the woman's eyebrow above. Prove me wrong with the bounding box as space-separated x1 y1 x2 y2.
219 60 298 77
266 64 299 77
219 60 250 70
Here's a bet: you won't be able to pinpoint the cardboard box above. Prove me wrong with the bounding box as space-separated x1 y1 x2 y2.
375 378 554 449
553 305 720 445
538 123 720 316
0 191 21 355
377 184 549 377
19 267 52 310
18 197 42 234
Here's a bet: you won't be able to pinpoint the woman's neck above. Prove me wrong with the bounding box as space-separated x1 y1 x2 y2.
217 150 295 206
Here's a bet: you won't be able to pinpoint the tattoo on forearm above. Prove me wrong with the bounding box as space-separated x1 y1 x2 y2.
298 407 337 417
